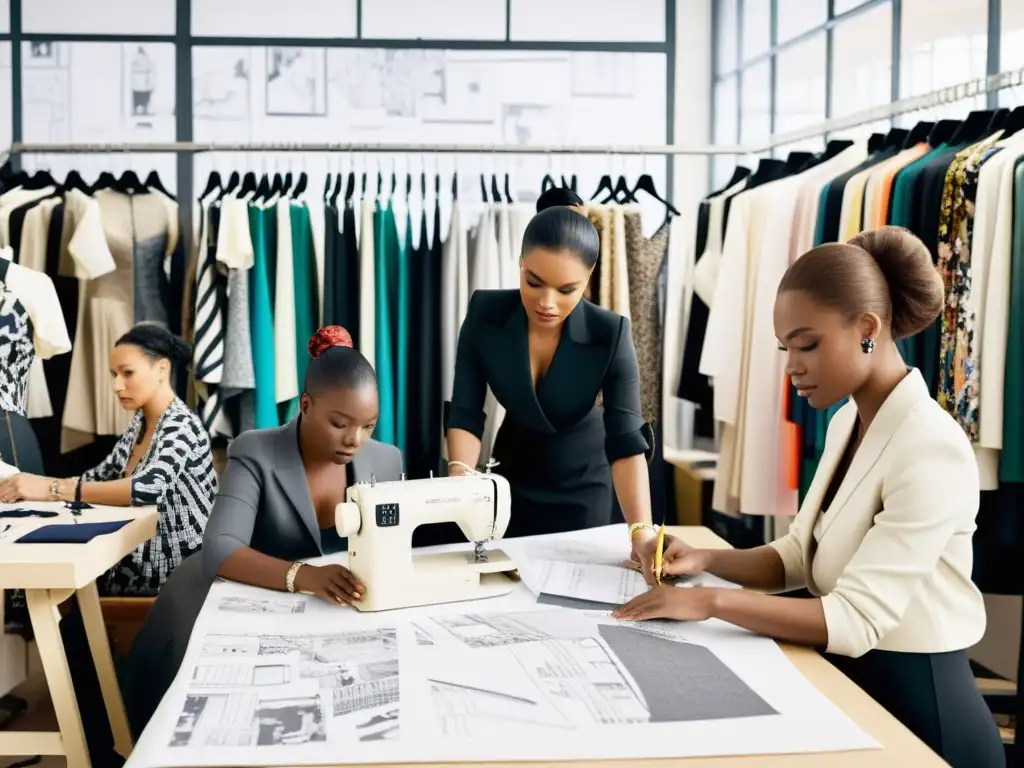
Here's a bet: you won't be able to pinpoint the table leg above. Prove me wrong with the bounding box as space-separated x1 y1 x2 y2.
77 581 134 758
24 588 90 768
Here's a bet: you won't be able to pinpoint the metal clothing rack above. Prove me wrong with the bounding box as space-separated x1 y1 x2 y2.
6 141 754 156
755 65 1024 152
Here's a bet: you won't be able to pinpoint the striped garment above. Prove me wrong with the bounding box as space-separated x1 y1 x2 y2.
192 198 230 435
81 396 217 595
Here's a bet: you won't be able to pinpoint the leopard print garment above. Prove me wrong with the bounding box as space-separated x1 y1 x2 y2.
623 211 671 426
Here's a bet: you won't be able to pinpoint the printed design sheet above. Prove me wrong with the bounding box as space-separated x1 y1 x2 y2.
128 528 880 767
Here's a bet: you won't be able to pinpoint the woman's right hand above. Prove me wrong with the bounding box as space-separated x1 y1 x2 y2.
660 536 714 578
294 564 364 606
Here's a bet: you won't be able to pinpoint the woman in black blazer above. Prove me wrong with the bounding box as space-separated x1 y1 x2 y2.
446 207 660 578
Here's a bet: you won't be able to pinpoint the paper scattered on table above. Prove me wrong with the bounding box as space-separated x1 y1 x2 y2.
0 461 18 480
127 526 879 767
536 559 651 606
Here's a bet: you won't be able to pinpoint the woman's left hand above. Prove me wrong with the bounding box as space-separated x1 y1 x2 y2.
628 527 660 585
0 473 50 504
612 585 718 622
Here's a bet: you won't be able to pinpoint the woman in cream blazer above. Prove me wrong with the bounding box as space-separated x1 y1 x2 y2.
615 227 1004 768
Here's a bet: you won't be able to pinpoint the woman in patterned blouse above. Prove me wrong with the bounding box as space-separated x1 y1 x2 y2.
0 322 217 595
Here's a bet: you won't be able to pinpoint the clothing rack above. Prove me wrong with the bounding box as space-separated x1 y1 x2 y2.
756 66 1024 152
7 141 753 156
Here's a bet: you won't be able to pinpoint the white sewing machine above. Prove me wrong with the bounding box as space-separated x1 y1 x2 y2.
334 471 517 612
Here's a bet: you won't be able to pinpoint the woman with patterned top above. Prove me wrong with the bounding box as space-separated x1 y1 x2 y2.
0 322 217 595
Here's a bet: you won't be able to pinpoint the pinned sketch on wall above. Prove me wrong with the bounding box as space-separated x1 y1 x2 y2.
502 104 565 146
127 45 156 117
571 52 637 98
266 46 327 117
28 41 58 66
194 47 250 121
422 59 495 125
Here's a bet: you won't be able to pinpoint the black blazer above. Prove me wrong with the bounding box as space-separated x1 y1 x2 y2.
447 289 650 462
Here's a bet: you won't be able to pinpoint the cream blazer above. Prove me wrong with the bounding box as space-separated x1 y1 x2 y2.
768 368 987 659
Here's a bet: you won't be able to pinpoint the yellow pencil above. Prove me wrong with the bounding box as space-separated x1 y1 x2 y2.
654 523 665 585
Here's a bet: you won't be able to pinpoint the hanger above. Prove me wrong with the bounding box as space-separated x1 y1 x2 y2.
1000 106 1024 139
116 169 146 194
406 171 413 200
239 170 258 198
281 171 294 197
253 172 272 201
541 174 556 193
602 175 634 204
323 170 332 201
361 171 367 198
866 133 886 153
224 170 241 195
200 170 222 199
881 128 910 150
746 158 788 187
570 174 578 192
18 168 57 191
928 119 961 146
490 173 501 203
329 171 343 207
902 121 934 148
452 171 459 202
145 170 175 199
376 171 383 198
630 173 680 216
434 170 441 200
949 110 997 144
62 169 90 194
420 171 427 201
293 171 308 198
390 170 397 198
344 170 355 203
503 173 513 203
91 170 117 193
590 173 615 201
479 173 489 202
784 151 815 174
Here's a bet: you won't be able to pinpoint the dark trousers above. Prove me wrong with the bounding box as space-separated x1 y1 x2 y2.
825 648 1005 768
59 596 125 768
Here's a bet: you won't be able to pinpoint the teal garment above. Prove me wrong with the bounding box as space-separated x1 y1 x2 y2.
286 203 319 423
812 182 831 247
889 145 946 230
247 205 278 429
1000 159 1024 482
394 210 412 457
373 202 397 446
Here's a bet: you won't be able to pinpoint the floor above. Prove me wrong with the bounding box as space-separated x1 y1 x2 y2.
2 645 63 767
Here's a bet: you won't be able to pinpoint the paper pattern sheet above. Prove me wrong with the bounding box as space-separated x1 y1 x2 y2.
128 526 879 767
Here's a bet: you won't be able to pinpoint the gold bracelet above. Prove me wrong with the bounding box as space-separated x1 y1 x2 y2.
628 522 654 540
285 562 304 593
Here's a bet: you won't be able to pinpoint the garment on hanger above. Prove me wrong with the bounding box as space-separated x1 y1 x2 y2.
247 203 278 429
623 211 670 427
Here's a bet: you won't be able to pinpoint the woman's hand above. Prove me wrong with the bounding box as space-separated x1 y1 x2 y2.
0 473 52 504
627 527 660 585
294 564 365 606
660 536 715 578
612 585 718 622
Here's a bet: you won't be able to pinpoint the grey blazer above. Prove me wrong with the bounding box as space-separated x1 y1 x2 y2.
202 418 403 577
120 418 403 738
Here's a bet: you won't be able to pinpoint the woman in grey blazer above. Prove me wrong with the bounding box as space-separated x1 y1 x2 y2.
121 326 403 738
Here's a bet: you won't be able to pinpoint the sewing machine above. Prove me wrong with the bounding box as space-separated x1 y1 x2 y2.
334 471 517 612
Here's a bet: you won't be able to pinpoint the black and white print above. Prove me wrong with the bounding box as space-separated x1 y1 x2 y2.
82 396 216 595
0 288 35 417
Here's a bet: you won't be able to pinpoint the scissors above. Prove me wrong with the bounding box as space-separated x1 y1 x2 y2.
654 523 665 585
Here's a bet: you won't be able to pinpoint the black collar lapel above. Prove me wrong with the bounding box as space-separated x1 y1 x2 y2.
273 418 322 551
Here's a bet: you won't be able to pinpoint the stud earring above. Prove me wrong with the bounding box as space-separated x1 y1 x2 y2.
861 338 876 354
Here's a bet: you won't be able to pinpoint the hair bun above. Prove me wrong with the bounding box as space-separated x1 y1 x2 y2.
848 226 944 340
308 326 353 360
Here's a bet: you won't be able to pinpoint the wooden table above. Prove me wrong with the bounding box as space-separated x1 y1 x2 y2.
0 501 157 767
267 526 947 768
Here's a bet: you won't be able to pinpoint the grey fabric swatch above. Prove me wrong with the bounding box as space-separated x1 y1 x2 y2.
598 624 778 722
537 593 618 611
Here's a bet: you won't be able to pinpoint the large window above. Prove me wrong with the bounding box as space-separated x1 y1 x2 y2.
773 32 826 151
898 0 988 120
712 0 1013 184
